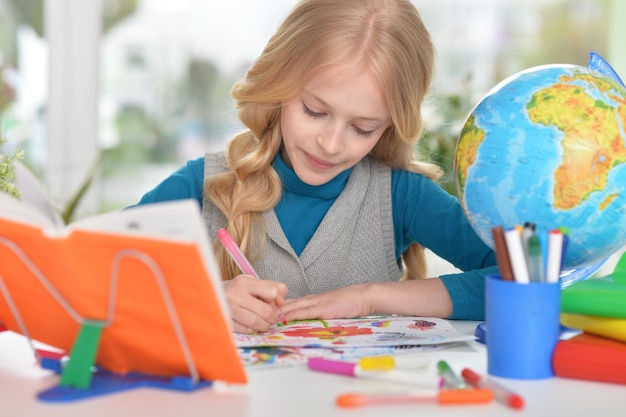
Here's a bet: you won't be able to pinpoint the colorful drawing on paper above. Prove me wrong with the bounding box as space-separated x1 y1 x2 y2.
234 316 473 348
239 344 446 369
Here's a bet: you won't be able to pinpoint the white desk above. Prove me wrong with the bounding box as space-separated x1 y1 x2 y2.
1 321 623 417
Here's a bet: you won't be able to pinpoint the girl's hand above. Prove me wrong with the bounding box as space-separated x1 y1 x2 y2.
281 279 453 321
281 283 374 321
224 274 288 334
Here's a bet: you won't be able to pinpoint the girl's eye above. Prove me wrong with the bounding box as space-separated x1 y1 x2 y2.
303 103 325 119
303 102 377 138
353 126 376 138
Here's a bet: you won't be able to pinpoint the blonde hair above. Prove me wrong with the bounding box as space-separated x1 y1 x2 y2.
206 0 441 280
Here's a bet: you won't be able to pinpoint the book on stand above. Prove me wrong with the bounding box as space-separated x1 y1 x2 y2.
0 163 247 385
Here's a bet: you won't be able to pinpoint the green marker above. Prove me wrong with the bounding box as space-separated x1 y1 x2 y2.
437 360 466 389
527 234 544 282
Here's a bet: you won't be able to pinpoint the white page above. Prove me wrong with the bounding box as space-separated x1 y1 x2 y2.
70 199 207 240
0 191 58 231
14 161 64 229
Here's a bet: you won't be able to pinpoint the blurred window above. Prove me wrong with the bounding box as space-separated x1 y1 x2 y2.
0 0 46 173
0 0 620 213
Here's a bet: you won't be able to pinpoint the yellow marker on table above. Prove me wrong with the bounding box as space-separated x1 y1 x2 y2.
358 355 430 371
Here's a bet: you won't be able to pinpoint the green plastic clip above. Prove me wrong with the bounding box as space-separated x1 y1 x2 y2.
59 320 105 389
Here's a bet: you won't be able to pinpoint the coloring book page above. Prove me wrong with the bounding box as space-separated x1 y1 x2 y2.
238 343 449 369
234 316 474 349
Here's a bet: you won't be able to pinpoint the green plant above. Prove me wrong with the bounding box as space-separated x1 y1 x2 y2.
0 137 23 198
0 136 100 224
60 155 101 224
418 83 475 196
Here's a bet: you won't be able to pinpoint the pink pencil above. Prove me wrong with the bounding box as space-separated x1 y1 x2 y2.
217 228 287 325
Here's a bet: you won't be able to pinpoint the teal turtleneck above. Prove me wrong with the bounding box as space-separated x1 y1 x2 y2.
273 153 351 256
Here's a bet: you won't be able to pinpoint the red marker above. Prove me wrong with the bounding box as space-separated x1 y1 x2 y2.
461 368 524 410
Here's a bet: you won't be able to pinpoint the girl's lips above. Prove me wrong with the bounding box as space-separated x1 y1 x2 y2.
305 152 336 170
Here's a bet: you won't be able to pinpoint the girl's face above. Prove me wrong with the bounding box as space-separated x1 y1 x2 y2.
280 64 391 186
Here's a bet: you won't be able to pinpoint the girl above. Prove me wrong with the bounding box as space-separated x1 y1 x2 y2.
135 0 498 334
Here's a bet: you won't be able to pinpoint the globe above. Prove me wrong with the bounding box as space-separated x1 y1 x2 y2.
454 63 626 282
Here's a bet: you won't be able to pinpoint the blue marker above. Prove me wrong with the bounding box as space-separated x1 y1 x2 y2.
558 226 570 271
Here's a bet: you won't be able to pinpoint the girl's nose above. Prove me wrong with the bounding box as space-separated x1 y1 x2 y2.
316 124 344 154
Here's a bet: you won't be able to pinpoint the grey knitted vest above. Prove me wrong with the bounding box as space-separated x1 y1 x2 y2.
201 152 402 298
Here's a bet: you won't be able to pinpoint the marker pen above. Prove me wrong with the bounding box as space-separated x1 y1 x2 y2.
308 357 439 388
217 228 287 324
527 234 544 282
437 360 467 389
504 227 530 284
336 389 493 408
461 368 524 410
358 355 430 371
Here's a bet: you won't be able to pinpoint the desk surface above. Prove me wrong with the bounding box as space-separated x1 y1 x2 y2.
1 321 623 417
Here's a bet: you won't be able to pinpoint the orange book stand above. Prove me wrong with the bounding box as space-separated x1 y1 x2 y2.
0 201 247 401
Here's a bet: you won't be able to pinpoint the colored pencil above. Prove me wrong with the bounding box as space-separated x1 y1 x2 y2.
491 226 515 281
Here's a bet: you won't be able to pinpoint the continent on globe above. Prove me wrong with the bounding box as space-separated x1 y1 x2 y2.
527 73 626 210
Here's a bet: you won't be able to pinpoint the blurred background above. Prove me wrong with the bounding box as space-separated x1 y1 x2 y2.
0 0 623 219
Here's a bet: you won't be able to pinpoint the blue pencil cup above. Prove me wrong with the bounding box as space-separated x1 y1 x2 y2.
486 274 561 379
